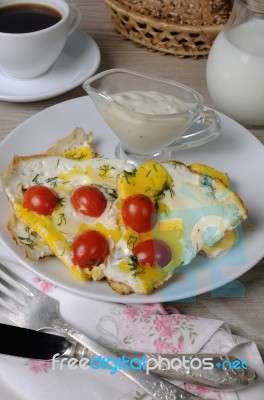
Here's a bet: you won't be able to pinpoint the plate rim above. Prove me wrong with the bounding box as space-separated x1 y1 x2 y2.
0 95 263 303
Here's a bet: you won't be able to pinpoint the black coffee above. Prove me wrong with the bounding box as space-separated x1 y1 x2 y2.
0 3 62 34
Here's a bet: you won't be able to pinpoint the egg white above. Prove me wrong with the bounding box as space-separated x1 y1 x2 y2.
0 153 247 295
1 155 133 279
101 160 247 294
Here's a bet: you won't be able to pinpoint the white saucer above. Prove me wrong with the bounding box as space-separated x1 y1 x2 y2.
0 30 101 102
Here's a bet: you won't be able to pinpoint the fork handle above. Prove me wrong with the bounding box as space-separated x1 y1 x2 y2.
51 318 201 400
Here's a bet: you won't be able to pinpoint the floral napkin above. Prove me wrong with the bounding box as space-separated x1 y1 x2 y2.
0 245 263 400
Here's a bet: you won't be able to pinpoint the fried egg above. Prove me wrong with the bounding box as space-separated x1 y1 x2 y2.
102 160 247 294
0 131 248 296
189 163 237 258
6 128 97 260
8 215 54 260
0 152 133 281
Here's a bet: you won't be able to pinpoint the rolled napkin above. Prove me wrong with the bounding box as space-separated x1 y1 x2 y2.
0 245 263 400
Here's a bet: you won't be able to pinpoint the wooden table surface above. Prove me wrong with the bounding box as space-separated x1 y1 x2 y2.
0 0 263 354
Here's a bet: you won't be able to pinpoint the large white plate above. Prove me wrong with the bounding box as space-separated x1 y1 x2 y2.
0 96 263 303
0 31 100 102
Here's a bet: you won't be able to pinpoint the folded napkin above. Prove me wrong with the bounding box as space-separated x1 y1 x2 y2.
0 244 263 400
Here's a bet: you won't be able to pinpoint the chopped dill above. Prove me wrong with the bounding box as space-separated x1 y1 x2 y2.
57 213 66 226
170 161 180 169
128 255 144 277
45 176 59 187
132 268 144 278
107 189 118 200
145 170 151 177
97 164 115 177
153 180 174 206
128 255 139 271
200 176 216 198
123 169 136 184
66 152 86 160
91 184 117 200
32 174 41 184
18 227 38 250
57 196 66 208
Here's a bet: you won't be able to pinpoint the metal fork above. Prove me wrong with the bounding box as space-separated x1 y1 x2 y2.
0 262 201 400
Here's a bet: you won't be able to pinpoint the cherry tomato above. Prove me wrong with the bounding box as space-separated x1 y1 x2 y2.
71 230 109 269
133 239 172 267
23 185 57 215
71 186 106 217
121 194 156 233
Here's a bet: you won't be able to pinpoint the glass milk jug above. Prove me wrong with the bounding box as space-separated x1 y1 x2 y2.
206 0 264 126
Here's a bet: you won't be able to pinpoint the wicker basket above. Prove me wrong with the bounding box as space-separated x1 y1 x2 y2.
104 0 226 58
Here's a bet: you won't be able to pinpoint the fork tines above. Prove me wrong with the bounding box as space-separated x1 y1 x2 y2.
0 262 41 297
0 262 42 324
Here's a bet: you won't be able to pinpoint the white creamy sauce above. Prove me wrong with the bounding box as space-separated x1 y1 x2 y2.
206 19 264 125
112 91 188 115
101 90 190 154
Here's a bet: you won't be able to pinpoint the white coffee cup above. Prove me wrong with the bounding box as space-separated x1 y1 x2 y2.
0 0 81 79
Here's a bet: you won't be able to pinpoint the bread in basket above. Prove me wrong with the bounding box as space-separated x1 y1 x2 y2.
104 0 232 57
